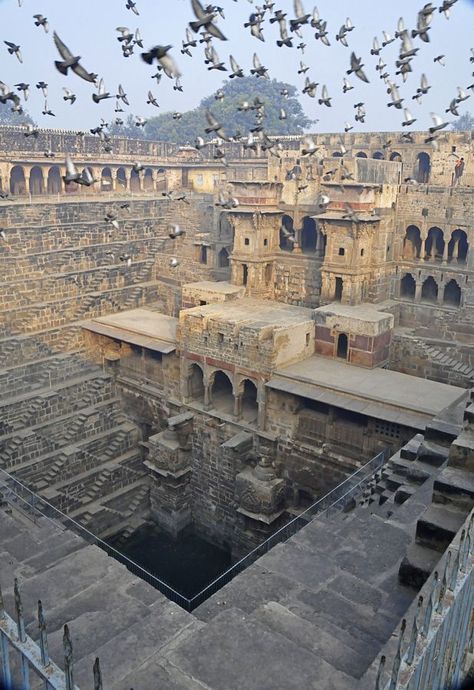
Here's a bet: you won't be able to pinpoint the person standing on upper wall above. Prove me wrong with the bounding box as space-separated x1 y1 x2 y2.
453 157 465 186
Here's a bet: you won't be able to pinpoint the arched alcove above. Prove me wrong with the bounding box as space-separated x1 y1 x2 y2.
390 152 402 162
335 277 343 302
188 364 204 402
130 169 141 192
416 152 431 183
355 152 368 159
421 276 438 303
218 247 230 268
448 230 469 264
47 166 62 194
280 214 294 252
373 151 385 160
337 333 348 359
116 167 127 189
241 379 258 423
332 151 343 158
10 166 26 195
400 273 416 299
211 371 234 415
143 168 154 191
29 166 44 195
403 226 422 260
301 216 317 254
443 280 461 307
425 227 444 262
101 167 113 192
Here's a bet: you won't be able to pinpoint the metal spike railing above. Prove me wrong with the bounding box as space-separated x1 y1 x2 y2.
373 508 474 690
0 577 106 690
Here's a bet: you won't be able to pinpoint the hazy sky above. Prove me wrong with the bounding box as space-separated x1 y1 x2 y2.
0 0 473 133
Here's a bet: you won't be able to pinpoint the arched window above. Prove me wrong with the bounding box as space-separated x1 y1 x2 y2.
403 225 422 260
390 152 402 162
116 167 127 189
448 230 469 264
443 280 461 307
337 333 348 359
188 364 204 401
29 166 44 195
355 152 368 159
400 274 416 299
211 371 234 415
10 166 26 195
373 151 385 160
425 227 444 262
416 152 431 183
421 276 438 303
241 379 258 423
47 166 62 194
101 167 112 191
218 247 230 268
301 216 317 253
332 151 343 158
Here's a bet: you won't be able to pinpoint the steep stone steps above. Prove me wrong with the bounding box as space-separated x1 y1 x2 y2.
0 351 92 397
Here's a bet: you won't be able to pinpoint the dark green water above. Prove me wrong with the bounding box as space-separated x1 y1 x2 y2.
109 524 232 598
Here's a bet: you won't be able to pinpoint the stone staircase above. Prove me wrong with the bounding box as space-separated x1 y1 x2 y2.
418 341 474 386
0 338 148 537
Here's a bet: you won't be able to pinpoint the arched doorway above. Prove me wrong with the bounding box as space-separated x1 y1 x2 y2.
116 167 127 189
47 166 62 194
355 152 368 158
211 371 234 415
373 151 385 160
280 215 294 252
448 230 468 263
29 166 44 195
130 169 141 192
241 379 258 423
421 276 438 303
101 167 113 192
188 364 204 402
443 280 461 307
425 227 444 262
9 166 26 195
144 168 154 191
390 152 402 162
335 277 343 301
301 216 317 253
337 333 348 359
400 273 416 299
218 247 230 268
403 226 422 260
416 152 431 183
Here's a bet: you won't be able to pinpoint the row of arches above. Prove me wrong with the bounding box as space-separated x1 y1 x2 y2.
8 164 162 196
350 150 431 183
279 215 326 256
403 226 469 264
188 364 259 424
400 273 462 306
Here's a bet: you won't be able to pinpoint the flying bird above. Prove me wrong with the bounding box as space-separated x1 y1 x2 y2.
33 15 49 33
53 32 98 83
4 41 22 63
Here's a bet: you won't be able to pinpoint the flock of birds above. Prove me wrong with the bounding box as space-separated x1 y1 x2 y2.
0 0 473 262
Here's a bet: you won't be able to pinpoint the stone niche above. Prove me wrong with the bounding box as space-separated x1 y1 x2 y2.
313 302 394 368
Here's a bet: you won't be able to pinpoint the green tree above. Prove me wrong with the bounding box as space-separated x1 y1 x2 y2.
141 77 313 143
451 111 474 131
0 100 34 126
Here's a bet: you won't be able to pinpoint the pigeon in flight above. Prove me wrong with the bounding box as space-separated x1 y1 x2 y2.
53 32 98 83
189 0 227 41
4 41 22 62
33 15 49 33
126 0 139 16
141 45 181 79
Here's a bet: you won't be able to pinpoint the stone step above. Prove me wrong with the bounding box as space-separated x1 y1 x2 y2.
433 466 474 510
399 541 442 588
415 503 466 552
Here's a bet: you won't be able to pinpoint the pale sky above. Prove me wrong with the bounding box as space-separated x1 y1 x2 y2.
0 0 473 133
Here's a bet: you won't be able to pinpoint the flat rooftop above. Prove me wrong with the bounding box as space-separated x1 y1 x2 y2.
181 298 314 328
83 308 178 354
313 302 393 324
268 355 466 429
